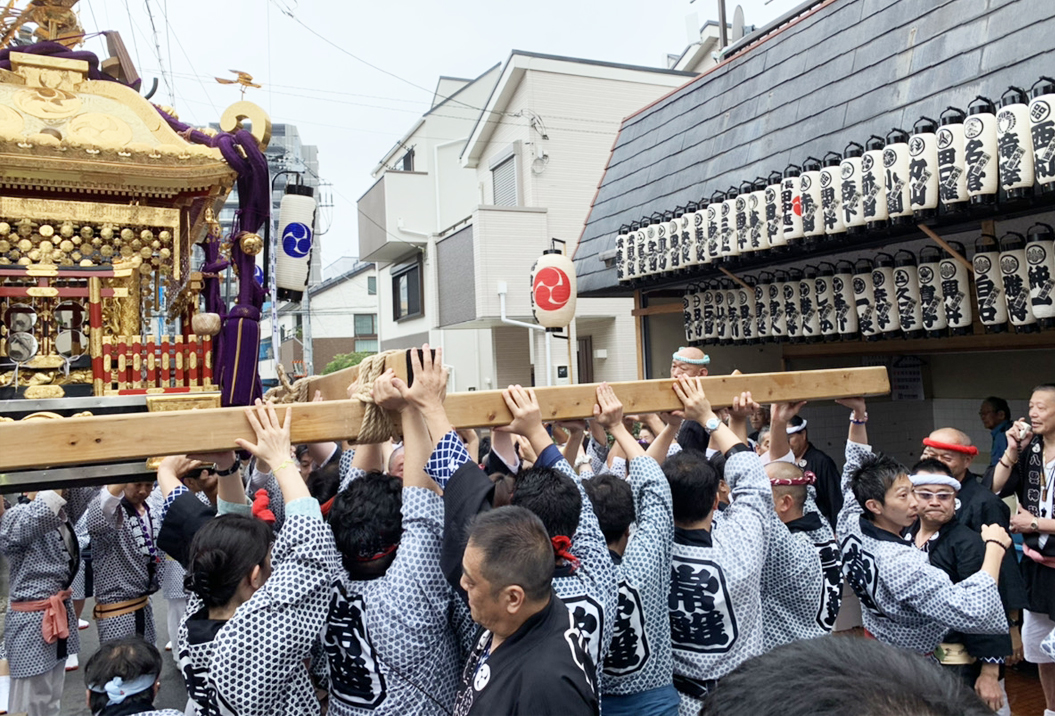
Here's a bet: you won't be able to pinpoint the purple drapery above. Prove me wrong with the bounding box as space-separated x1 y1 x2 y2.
158 112 270 407
0 41 142 90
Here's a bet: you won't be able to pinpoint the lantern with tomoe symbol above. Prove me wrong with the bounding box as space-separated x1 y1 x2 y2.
893 250 924 340
750 177 771 251
721 188 739 262
918 245 948 338
782 164 804 247
938 107 969 212
616 224 630 283
815 263 838 340
1026 223 1055 328
853 258 879 341
965 96 999 205
275 184 316 302
820 152 845 236
707 191 725 263
530 250 576 331
872 252 902 338
782 269 802 343
831 260 858 337
999 231 1037 333
799 265 821 342
840 142 866 235
765 271 786 341
862 136 888 230
883 128 913 226
909 116 940 220
973 234 1007 333
737 181 754 255
753 276 770 341
940 241 973 335
801 157 825 243
1029 77 1055 194
998 87 1036 199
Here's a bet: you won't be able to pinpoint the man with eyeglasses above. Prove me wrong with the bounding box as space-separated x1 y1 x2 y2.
909 459 1013 715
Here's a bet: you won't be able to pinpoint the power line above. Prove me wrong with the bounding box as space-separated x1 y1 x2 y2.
141 0 173 103
121 0 143 73
154 2 219 115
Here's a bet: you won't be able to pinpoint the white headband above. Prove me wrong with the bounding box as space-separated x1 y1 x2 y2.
786 420 808 435
672 349 710 366
909 473 961 492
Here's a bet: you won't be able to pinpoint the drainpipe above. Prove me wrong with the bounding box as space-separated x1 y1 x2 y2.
498 281 550 386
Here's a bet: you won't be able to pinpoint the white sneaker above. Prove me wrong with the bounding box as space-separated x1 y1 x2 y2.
78 619 89 630
65 653 78 671
165 641 172 651
0 673 10 714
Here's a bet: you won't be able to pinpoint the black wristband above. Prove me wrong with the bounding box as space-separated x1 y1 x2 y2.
984 539 1008 551
214 461 240 476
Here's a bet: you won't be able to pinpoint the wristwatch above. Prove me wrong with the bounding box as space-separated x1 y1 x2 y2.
1031 517 1040 533
215 461 241 476
704 416 722 434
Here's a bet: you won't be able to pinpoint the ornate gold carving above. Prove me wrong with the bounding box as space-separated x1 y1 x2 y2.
145 393 221 412
23 384 65 399
220 101 272 151
67 113 134 148
0 104 23 137
23 354 64 369
26 286 58 297
14 85 81 120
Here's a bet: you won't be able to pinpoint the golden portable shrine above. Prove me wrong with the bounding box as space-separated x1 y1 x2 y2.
0 13 275 405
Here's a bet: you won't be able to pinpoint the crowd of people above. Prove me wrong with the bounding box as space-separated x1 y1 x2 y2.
0 343 1053 716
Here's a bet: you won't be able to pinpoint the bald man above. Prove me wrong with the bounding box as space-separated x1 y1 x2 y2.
922 428 1028 657
671 348 712 455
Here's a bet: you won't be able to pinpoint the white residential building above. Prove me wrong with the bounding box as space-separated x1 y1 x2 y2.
360 52 695 390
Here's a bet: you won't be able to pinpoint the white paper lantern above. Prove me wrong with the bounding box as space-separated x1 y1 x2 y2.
893 251 924 340
720 192 738 260
800 158 825 239
937 108 969 212
667 214 682 273
636 218 651 278
702 282 718 343
999 231 1038 332
736 182 753 255
706 196 722 263
917 246 948 337
815 264 838 339
750 179 771 251
625 221 640 281
765 172 786 249
675 209 691 270
799 266 821 341
909 117 940 219
1029 77 1055 194
713 284 728 343
840 143 866 234
616 224 629 283
1026 222 1055 328
654 213 671 276
997 87 1036 198
738 282 757 343
940 241 973 334
726 284 742 342
682 290 695 344
275 184 317 302
765 274 786 341
831 261 859 337
883 128 913 225
530 250 577 330
754 278 770 341
820 153 845 236
782 270 802 342
692 201 708 266
972 235 1008 332
853 259 879 340
862 136 888 228
691 285 706 343
965 96 1000 205
782 165 804 247
872 254 902 337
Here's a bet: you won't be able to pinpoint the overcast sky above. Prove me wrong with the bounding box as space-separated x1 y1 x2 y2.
79 0 800 270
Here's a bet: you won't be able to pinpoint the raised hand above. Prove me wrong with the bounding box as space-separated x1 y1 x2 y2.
394 344 447 411
673 376 716 425
235 400 293 471
772 400 808 424
835 397 867 418
371 369 407 412
592 382 624 430
729 391 759 420
498 385 545 437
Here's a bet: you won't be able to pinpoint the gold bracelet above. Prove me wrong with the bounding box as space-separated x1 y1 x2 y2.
273 459 295 473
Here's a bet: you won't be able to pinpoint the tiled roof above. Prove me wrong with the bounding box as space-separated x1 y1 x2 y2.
575 0 1055 295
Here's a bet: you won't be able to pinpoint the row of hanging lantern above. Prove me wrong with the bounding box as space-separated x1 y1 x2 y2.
681 223 1055 345
619 77 1055 285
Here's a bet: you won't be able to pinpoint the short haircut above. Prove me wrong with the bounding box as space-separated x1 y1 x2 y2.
186 515 273 608
328 472 404 579
510 466 582 540
468 506 553 602
757 425 771 442
911 458 953 477
850 453 908 521
1032 383 1055 396
765 462 808 511
982 396 1010 422
84 637 162 713
306 459 341 505
702 635 993 716
582 473 635 544
662 450 719 524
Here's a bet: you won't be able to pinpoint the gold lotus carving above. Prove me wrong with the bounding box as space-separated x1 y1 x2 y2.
66 113 134 148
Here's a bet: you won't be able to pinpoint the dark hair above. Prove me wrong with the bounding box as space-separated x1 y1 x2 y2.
662 449 719 524
851 453 908 521
468 506 553 602
306 459 341 505
328 471 403 580
295 444 310 461
185 515 273 608
701 635 993 716
982 396 1010 422
84 637 162 714
910 458 953 477
582 473 635 544
490 472 517 508
510 466 582 540
787 415 807 434
662 451 721 523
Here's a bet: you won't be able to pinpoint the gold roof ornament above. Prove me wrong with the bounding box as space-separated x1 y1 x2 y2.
1 0 83 51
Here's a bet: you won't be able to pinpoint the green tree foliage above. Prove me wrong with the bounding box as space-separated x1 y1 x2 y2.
323 350 373 375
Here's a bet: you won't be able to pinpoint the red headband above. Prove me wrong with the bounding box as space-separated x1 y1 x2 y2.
922 438 978 456
770 470 817 486
352 542 399 563
551 535 580 572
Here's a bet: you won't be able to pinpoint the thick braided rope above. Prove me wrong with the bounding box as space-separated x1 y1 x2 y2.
351 351 403 444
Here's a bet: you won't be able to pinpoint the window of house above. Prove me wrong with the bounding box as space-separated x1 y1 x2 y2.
400 148 415 172
492 155 517 206
367 275 377 295
392 260 423 321
355 338 379 353
354 314 376 336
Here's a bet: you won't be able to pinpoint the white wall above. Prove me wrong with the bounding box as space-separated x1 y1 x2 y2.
310 268 377 339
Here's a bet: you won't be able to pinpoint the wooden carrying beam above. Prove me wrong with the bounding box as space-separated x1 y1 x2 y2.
0 366 889 474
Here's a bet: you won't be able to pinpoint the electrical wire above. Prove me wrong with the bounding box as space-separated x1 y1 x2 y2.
142 0 174 104
155 2 219 115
